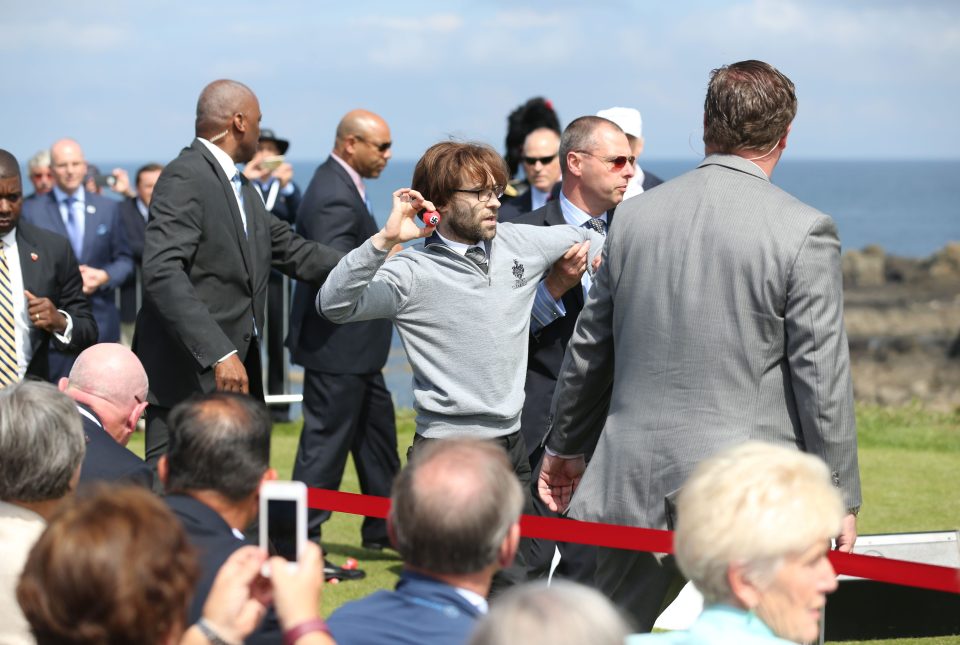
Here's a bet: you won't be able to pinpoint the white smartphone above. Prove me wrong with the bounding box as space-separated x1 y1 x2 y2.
259 480 307 574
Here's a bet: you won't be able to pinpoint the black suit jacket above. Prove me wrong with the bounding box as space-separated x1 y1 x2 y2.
165 494 280 645
134 140 344 407
287 157 391 374
13 222 97 381
117 197 146 323
512 200 613 454
499 182 561 222
75 403 152 488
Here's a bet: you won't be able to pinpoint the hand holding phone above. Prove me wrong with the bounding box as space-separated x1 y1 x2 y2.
259 481 307 575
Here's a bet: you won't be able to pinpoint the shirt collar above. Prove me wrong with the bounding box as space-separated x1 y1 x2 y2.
435 228 484 256
197 137 240 182
136 197 149 218
1 229 17 248
330 153 366 200
455 587 489 614
53 184 85 205
559 191 607 228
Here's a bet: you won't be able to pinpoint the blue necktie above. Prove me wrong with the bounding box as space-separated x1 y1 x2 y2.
64 197 83 257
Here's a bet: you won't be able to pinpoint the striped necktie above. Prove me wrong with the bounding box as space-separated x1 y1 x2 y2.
0 241 19 388
465 246 488 274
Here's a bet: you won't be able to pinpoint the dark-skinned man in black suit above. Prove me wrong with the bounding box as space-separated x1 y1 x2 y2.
0 149 96 388
287 109 398 580
133 79 343 468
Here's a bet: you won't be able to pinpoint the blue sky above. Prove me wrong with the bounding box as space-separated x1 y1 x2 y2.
4 0 959 164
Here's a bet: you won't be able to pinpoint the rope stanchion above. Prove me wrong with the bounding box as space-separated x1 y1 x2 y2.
307 488 960 595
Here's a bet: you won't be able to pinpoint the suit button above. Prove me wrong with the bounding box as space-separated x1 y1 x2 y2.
243 333 251 342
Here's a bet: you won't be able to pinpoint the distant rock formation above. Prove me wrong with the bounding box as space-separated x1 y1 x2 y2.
842 242 960 411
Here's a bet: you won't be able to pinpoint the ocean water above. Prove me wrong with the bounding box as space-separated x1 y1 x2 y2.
344 158 959 258
100 158 959 410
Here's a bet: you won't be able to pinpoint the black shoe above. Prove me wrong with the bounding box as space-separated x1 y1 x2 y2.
361 538 393 552
324 558 366 582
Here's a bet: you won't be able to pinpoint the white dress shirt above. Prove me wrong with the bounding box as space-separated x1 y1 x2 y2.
1 229 72 377
198 138 247 233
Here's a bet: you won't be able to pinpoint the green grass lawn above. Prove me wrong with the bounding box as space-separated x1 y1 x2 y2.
129 404 959 642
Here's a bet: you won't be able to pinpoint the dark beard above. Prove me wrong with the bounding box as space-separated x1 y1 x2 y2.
446 199 496 243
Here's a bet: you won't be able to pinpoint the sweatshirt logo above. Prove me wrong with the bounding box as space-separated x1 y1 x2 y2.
512 259 527 288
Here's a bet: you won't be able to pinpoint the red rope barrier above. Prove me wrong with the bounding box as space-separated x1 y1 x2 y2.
307 488 960 594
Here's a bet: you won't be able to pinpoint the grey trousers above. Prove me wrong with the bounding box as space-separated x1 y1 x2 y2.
595 547 685 632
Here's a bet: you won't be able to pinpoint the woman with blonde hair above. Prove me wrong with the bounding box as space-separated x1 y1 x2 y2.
629 441 844 644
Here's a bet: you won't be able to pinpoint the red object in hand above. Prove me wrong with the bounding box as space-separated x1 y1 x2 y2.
419 211 441 227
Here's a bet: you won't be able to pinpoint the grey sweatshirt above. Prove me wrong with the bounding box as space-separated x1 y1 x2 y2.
319 222 604 439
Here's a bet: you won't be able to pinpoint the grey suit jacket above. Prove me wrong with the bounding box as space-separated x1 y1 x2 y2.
546 154 861 529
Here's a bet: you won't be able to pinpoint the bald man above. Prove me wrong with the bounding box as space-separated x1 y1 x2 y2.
287 109 400 558
59 343 152 487
22 138 134 379
134 79 343 470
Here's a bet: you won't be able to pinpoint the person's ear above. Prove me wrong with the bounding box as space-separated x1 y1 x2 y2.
387 514 399 551
728 561 762 610
127 401 148 433
157 455 169 488
498 522 521 568
57 377 69 392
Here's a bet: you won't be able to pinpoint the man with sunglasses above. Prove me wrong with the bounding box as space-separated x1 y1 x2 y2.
499 127 562 220
512 115 635 587
287 109 398 581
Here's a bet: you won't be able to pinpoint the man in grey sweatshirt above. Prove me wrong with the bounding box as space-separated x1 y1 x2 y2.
319 141 617 486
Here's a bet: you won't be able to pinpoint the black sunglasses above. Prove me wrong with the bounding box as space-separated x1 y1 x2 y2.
523 154 558 166
355 135 392 153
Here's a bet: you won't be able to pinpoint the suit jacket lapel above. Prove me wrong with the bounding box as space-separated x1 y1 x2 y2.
326 157 370 216
195 142 255 288
15 227 42 353
41 193 69 239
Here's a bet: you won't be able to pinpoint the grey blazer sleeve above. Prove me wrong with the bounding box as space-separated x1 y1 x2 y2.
785 215 861 509
544 235 616 456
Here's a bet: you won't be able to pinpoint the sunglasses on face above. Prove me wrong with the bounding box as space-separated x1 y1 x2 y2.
577 151 637 171
355 135 392 153
523 154 558 166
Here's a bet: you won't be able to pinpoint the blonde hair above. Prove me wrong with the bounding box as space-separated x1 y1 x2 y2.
674 441 843 604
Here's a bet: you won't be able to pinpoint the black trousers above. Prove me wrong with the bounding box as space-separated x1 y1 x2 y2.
145 338 265 469
523 453 598 586
292 370 399 544
264 270 290 415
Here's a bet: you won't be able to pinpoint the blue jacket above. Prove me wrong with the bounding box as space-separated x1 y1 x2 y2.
627 605 796 645
328 571 483 645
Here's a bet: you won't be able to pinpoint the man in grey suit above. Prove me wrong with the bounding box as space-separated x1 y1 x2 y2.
538 60 862 630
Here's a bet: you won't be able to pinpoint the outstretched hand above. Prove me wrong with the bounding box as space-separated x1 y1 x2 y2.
537 453 587 513
372 189 437 251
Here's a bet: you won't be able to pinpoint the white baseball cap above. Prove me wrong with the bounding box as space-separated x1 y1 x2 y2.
596 107 643 138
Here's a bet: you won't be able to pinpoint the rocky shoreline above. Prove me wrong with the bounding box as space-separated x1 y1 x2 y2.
843 242 960 411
